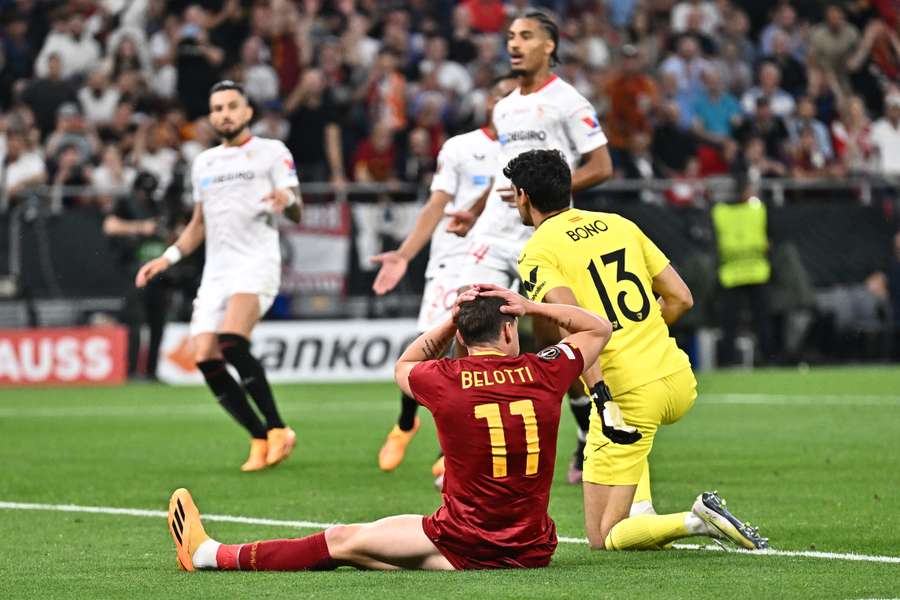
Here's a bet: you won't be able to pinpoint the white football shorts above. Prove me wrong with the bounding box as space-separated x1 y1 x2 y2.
189 280 276 337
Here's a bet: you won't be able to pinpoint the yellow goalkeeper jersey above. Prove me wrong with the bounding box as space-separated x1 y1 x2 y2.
518 208 690 394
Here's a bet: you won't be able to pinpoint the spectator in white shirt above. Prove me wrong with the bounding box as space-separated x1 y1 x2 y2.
78 67 121 126
420 35 473 96
670 0 719 35
237 36 279 105
105 27 153 79
660 36 709 95
1 130 47 210
871 92 900 176
741 62 796 118
91 144 136 195
131 120 180 196
35 12 101 79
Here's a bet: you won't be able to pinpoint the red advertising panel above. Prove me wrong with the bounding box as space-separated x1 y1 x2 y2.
0 326 128 386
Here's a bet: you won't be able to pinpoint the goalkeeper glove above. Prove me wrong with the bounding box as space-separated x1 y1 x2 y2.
590 381 642 445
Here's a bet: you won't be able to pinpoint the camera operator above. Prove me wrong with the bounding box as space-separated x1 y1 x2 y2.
103 171 171 379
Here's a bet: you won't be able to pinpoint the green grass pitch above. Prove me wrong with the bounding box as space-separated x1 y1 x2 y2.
1 366 899 599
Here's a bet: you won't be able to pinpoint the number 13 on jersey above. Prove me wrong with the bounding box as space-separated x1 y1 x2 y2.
587 247 651 331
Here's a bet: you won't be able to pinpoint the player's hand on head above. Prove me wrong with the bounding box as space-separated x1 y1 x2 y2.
446 210 475 236
477 284 531 317
451 287 480 320
370 251 408 295
590 381 642 445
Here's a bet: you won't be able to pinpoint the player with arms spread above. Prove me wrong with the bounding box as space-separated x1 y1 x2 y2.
368 74 519 473
509 149 769 551
459 10 614 482
167 286 613 571
136 81 301 472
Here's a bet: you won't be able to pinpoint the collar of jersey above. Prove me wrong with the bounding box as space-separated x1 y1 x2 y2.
470 350 506 357
542 207 573 225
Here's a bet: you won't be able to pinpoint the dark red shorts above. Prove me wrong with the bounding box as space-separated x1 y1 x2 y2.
421 515 557 570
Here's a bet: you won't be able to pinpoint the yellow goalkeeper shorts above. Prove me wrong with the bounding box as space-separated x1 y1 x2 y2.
583 367 697 486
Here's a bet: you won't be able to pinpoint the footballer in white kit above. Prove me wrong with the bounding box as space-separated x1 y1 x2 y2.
370 75 519 473
189 135 297 335
415 127 500 330
137 81 301 473
460 45 610 287
458 11 613 485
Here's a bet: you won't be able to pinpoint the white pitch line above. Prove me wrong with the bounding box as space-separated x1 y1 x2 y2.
701 394 900 406
2 501 899 565
0 394 896 419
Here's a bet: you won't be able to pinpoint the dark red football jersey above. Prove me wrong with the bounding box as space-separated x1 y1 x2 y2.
409 342 584 569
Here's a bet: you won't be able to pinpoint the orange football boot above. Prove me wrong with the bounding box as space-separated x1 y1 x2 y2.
378 418 420 471
168 488 210 572
241 438 269 472
266 427 297 466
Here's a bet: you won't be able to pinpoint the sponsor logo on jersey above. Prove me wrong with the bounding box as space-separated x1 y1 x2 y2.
498 130 548 145
521 265 545 299
581 113 602 135
472 175 490 185
473 153 486 160
200 171 255 188
284 157 296 177
537 346 560 360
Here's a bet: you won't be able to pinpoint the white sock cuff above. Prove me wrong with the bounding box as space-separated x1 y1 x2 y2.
192 538 221 569
683 512 708 536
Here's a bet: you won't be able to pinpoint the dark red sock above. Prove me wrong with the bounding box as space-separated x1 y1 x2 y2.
237 532 336 571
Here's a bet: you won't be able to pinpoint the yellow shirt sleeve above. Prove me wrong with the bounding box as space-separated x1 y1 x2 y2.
635 222 670 278
518 244 568 303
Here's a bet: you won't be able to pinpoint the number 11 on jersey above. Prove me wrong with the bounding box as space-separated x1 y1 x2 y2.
474 400 540 478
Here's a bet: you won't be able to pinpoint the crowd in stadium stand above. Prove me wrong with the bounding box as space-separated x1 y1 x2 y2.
0 0 898 213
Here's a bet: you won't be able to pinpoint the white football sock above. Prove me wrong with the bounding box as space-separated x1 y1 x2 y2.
684 512 712 536
629 500 657 517
192 539 221 569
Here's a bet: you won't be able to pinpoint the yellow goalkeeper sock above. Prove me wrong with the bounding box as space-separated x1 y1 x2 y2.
631 459 653 515
604 513 691 550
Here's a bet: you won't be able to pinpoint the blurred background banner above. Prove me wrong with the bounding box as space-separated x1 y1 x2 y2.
157 318 419 385
0 325 126 385
280 202 351 296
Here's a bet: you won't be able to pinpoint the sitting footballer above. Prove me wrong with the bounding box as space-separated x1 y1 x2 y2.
168 284 615 571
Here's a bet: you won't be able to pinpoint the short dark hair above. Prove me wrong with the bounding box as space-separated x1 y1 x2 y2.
456 296 516 346
522 10 560 66
209 80 246 98
503 149 571 213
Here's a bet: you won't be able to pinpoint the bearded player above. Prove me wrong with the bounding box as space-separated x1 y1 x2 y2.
510 149 768 551
168 286 613 571
459 10 613 483
368 74 518 473
136 81 301 472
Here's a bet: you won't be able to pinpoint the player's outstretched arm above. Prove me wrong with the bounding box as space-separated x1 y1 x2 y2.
394 288 478 396
371 190 453 295
652 265 694 325
135 203 206 288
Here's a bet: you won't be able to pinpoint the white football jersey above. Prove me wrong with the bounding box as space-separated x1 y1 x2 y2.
426 127 499 276
191 136 300 296
473 74 608 242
